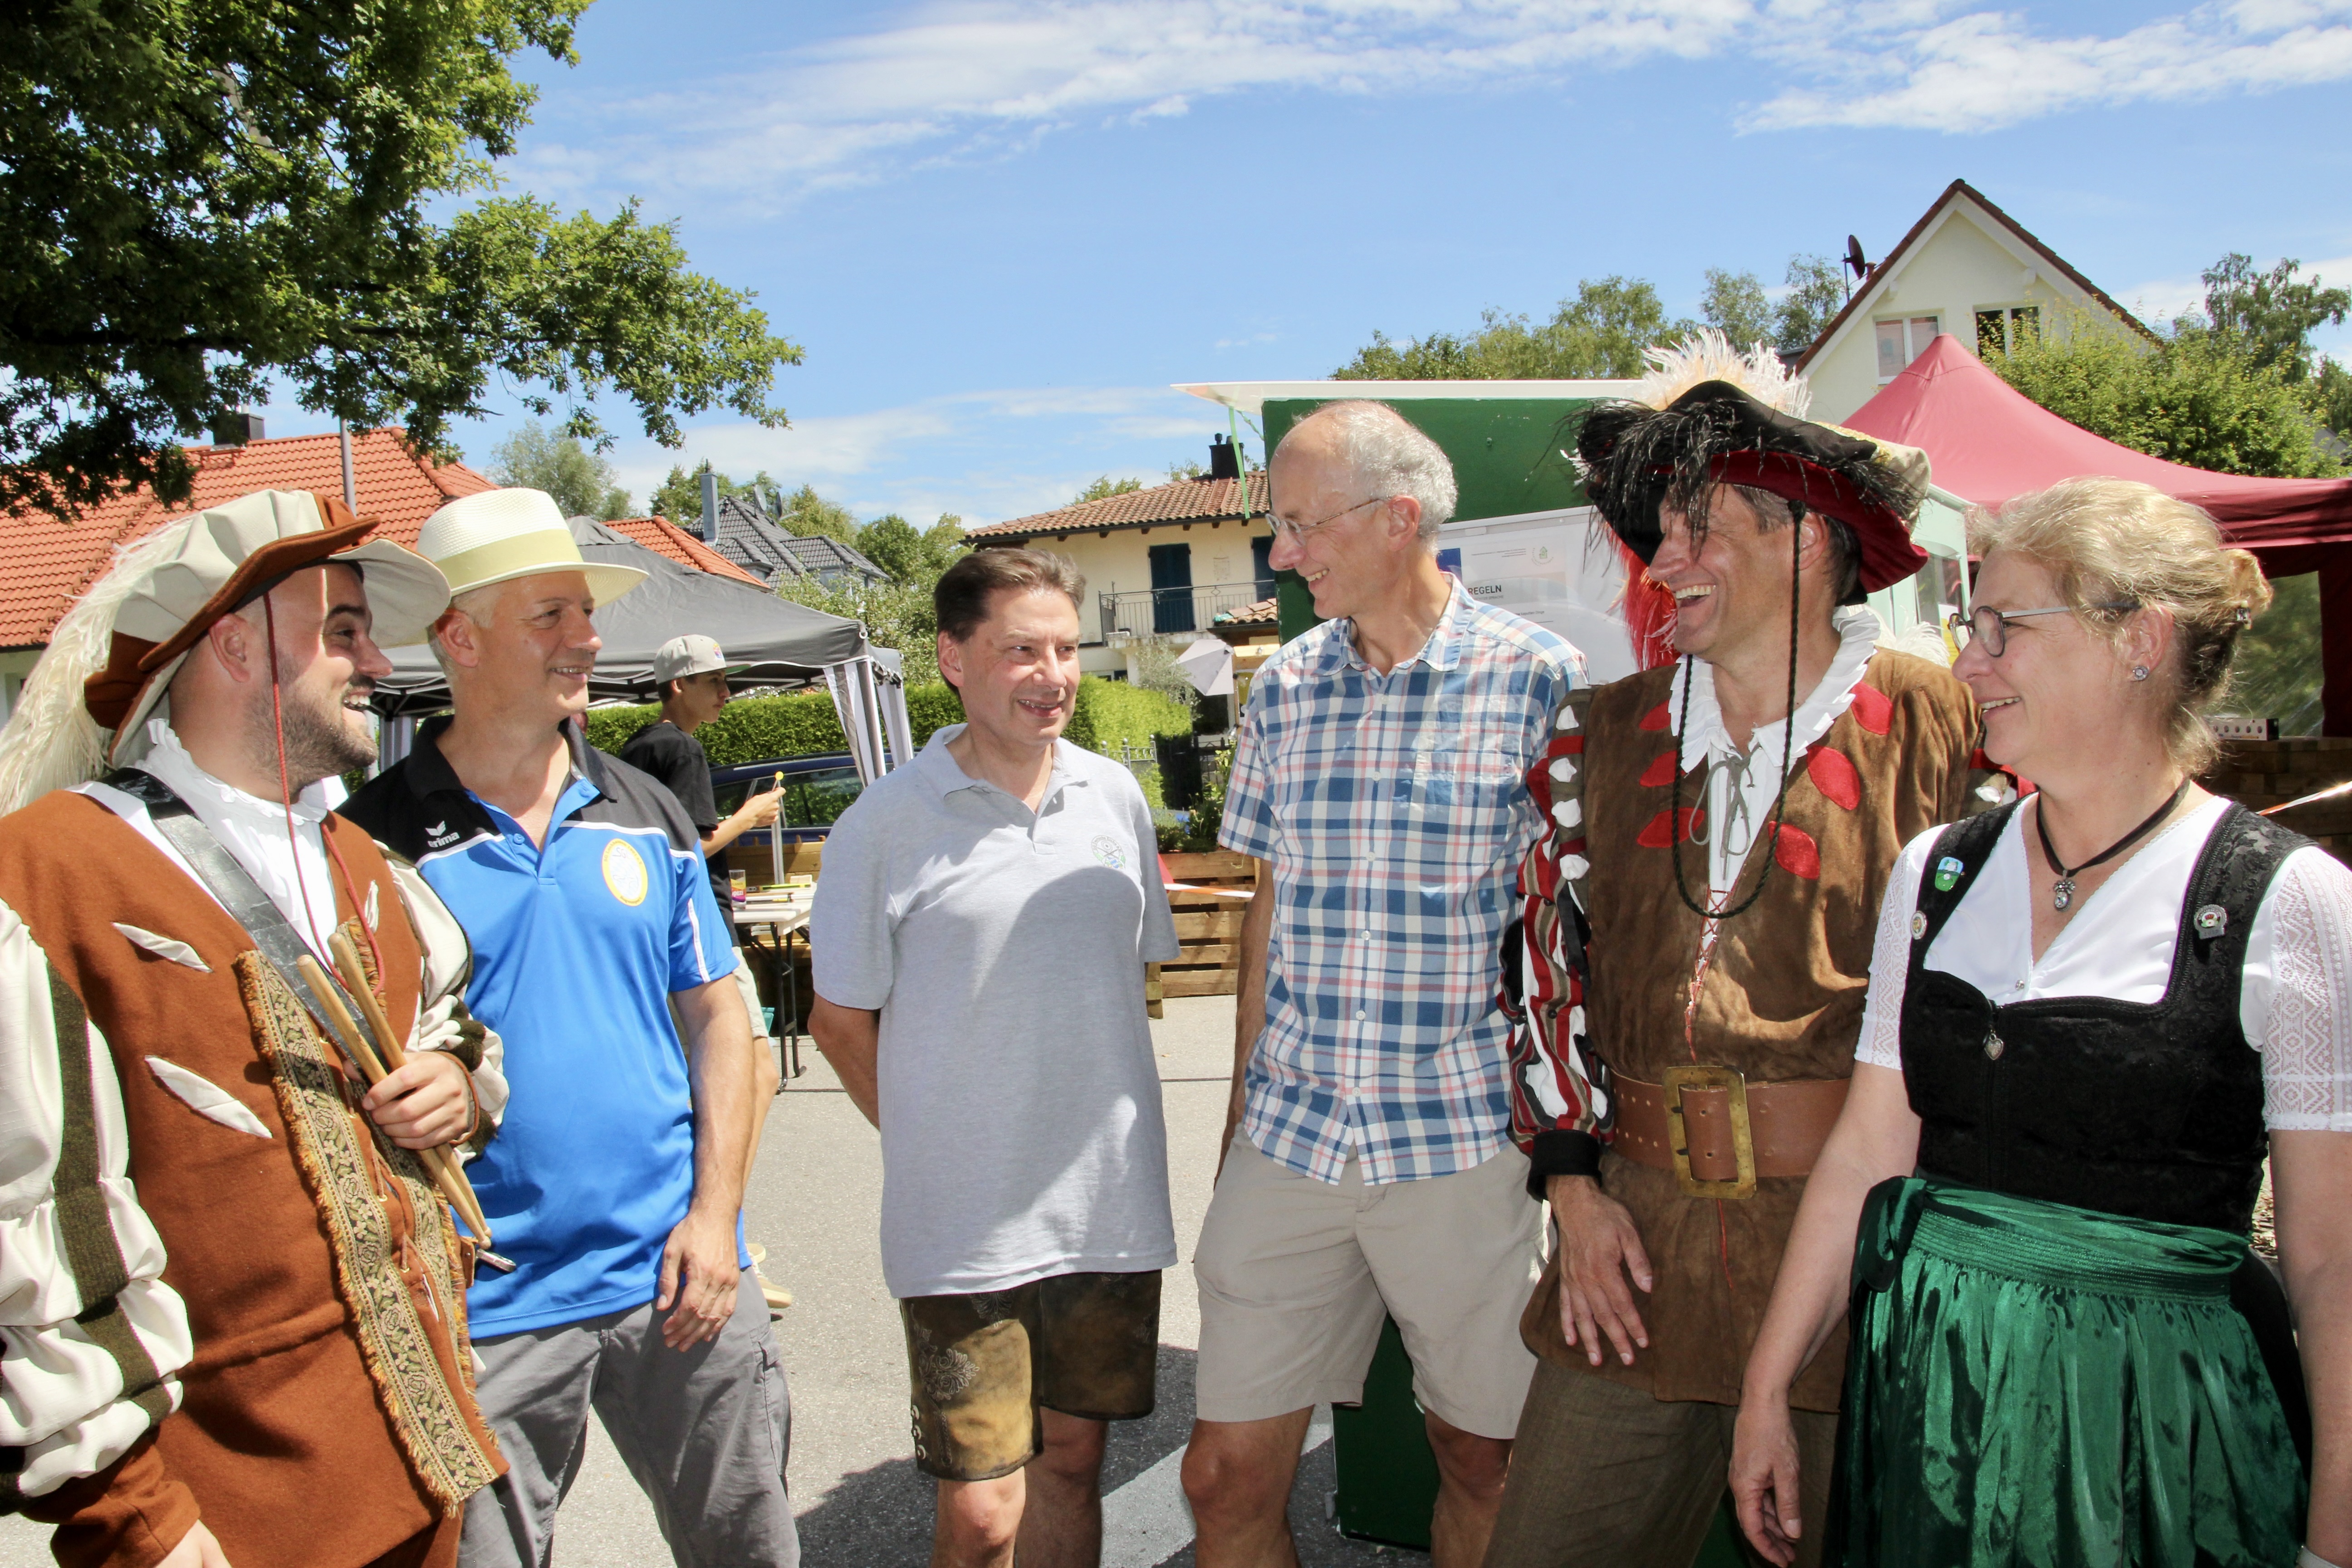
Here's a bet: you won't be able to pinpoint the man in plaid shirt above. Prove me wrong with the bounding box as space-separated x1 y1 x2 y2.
1178 401 1581 1568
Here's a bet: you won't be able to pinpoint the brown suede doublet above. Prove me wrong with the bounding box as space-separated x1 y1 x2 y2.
1523 650 1979 1411
0 792 499 1568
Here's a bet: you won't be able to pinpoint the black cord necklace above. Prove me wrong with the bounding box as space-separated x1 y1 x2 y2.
1667 508 1802 922
2033 777 2191 912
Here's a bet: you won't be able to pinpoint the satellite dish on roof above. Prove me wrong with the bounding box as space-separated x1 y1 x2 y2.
1845 235 1870 279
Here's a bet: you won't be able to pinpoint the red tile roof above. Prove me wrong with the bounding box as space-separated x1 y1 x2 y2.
1 428 757 648
966 472 1269 540
1216 596 1278 626
601 516 769 586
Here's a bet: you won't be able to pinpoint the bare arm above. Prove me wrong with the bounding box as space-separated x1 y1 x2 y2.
810 993 881 1129
1730 1063 1921 1565
700 788 782 859
2274 1129 2352 1564
662 975 759 1350
1221 864 1275 1175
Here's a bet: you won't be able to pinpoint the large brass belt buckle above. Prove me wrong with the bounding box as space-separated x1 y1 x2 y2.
1661 1064 1756 1200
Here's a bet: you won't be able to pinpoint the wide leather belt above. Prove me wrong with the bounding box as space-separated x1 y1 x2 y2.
1612 1068 1850 1200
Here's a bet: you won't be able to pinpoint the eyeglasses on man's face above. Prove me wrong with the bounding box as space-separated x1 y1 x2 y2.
1265 495 1388 541
1945 601 2136 658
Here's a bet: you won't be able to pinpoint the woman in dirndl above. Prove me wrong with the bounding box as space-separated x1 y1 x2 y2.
1727 476 2352 1567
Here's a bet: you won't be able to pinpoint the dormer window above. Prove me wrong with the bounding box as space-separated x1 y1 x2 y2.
1875 316 1941 380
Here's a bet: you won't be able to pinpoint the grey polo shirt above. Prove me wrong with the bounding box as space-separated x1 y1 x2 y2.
812 725 1181 1298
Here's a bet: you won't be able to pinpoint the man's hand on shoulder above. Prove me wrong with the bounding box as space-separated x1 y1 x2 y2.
1546 1173 1653 1367
656 1205 741 1351
159 1521 231 1568
361 1051 473 1150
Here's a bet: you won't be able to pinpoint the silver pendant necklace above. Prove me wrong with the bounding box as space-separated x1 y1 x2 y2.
2033 779 2190 912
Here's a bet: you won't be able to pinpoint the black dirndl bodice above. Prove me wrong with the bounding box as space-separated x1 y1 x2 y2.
1893 797 2313 1463
1898 799 2306 1234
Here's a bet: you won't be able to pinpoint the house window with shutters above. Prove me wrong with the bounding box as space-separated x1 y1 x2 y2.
1874 315 1942 380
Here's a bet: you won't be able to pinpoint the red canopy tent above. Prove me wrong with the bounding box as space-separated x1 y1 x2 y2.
1843 333 2352 732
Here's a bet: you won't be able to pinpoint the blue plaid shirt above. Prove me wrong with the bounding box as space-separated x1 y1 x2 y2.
1220 579 1580 1184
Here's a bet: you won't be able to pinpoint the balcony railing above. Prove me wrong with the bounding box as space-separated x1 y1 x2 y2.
1099 582 1270 640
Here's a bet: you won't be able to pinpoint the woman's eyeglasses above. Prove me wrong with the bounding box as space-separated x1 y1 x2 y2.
1945 601 2136 657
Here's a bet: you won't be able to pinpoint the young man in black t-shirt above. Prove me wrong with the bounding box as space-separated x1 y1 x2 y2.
619 633 792 1311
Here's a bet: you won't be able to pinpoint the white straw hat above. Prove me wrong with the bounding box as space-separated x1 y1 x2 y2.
416 488 647 604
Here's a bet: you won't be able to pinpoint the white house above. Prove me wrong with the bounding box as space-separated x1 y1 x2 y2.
1797 180 2155 424
964 450 1277 680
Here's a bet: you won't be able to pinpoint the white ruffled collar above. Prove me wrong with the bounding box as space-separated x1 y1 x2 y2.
1666 606 1883 777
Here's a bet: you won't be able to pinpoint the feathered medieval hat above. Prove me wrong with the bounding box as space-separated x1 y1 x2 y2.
0 490 447 815
1573 331 1932 605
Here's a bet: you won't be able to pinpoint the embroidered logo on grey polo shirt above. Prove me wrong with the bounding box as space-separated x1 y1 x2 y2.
1092 835 1127 872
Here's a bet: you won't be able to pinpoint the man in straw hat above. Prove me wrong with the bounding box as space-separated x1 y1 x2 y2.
0 489 510 1568
1483 338 1996 1568
341 489 794 1568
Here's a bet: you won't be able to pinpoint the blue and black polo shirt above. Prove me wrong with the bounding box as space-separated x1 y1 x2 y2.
343 717 740 1334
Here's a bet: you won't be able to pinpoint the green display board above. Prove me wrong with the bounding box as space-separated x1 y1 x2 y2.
1260 397 1610 643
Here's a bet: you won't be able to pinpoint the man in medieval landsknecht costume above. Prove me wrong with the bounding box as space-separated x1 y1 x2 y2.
1482 339 1999 1567
0 490 510 1568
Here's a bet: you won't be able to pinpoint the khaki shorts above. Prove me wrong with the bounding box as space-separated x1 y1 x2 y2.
900 1270 1161 1482
1194 1138 1540 1439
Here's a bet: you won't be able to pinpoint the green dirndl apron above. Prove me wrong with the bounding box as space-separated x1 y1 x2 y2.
1828 1176 2305 1567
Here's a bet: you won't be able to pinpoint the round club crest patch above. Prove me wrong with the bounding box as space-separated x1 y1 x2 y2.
602 838 649 906
1092 835 1127 872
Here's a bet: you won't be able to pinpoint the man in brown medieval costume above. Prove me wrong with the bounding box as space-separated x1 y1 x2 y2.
1482 347 1993 1567
0 490 509 1568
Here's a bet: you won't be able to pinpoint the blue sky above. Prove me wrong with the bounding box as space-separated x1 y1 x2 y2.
262 0 2352 527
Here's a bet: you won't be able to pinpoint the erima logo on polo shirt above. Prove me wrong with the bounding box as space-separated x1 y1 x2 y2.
426 820 463 851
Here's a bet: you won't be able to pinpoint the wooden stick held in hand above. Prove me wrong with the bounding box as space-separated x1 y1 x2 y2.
299 948 495 1247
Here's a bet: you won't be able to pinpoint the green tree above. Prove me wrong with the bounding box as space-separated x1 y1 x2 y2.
1776 254 1847 353
1336 276 1694 382
853 513 966 581
1989 314 2341 480
487 421 632 518
1166 458 1206 482
777 482 858 544
1701 269 1774 351
775 576 944 685
2 1 799 519
1074 475 1145 504
2196 254 2349 384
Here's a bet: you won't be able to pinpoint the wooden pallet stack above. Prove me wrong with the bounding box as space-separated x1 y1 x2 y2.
1149 850 1259 1016
2202 737 2352 864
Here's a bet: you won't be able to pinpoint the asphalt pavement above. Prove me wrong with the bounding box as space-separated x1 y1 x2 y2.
0 996 1420 1567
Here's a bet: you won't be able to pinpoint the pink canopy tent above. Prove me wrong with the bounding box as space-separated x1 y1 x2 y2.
1844 333 2352 732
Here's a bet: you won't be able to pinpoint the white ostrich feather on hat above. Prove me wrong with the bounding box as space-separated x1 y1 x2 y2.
1633 326 1811 418
0 518 198 817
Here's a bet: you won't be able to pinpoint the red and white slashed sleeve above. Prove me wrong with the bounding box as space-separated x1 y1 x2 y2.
1505 685 1613 1191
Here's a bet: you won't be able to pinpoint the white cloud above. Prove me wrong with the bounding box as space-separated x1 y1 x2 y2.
1748 1 2352 132
510 2 2352 213
604 383 1224 524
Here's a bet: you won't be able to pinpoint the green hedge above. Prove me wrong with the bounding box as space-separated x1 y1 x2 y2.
583 675 1181 767
1064 676 1192 755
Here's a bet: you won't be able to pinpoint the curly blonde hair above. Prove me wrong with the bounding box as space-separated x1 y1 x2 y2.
1969 477 2272 774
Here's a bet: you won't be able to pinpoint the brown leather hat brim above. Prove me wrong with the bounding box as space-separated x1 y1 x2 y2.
83 494 374 734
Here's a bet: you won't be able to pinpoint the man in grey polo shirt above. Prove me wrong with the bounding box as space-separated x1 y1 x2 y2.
811 548 1178 1568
